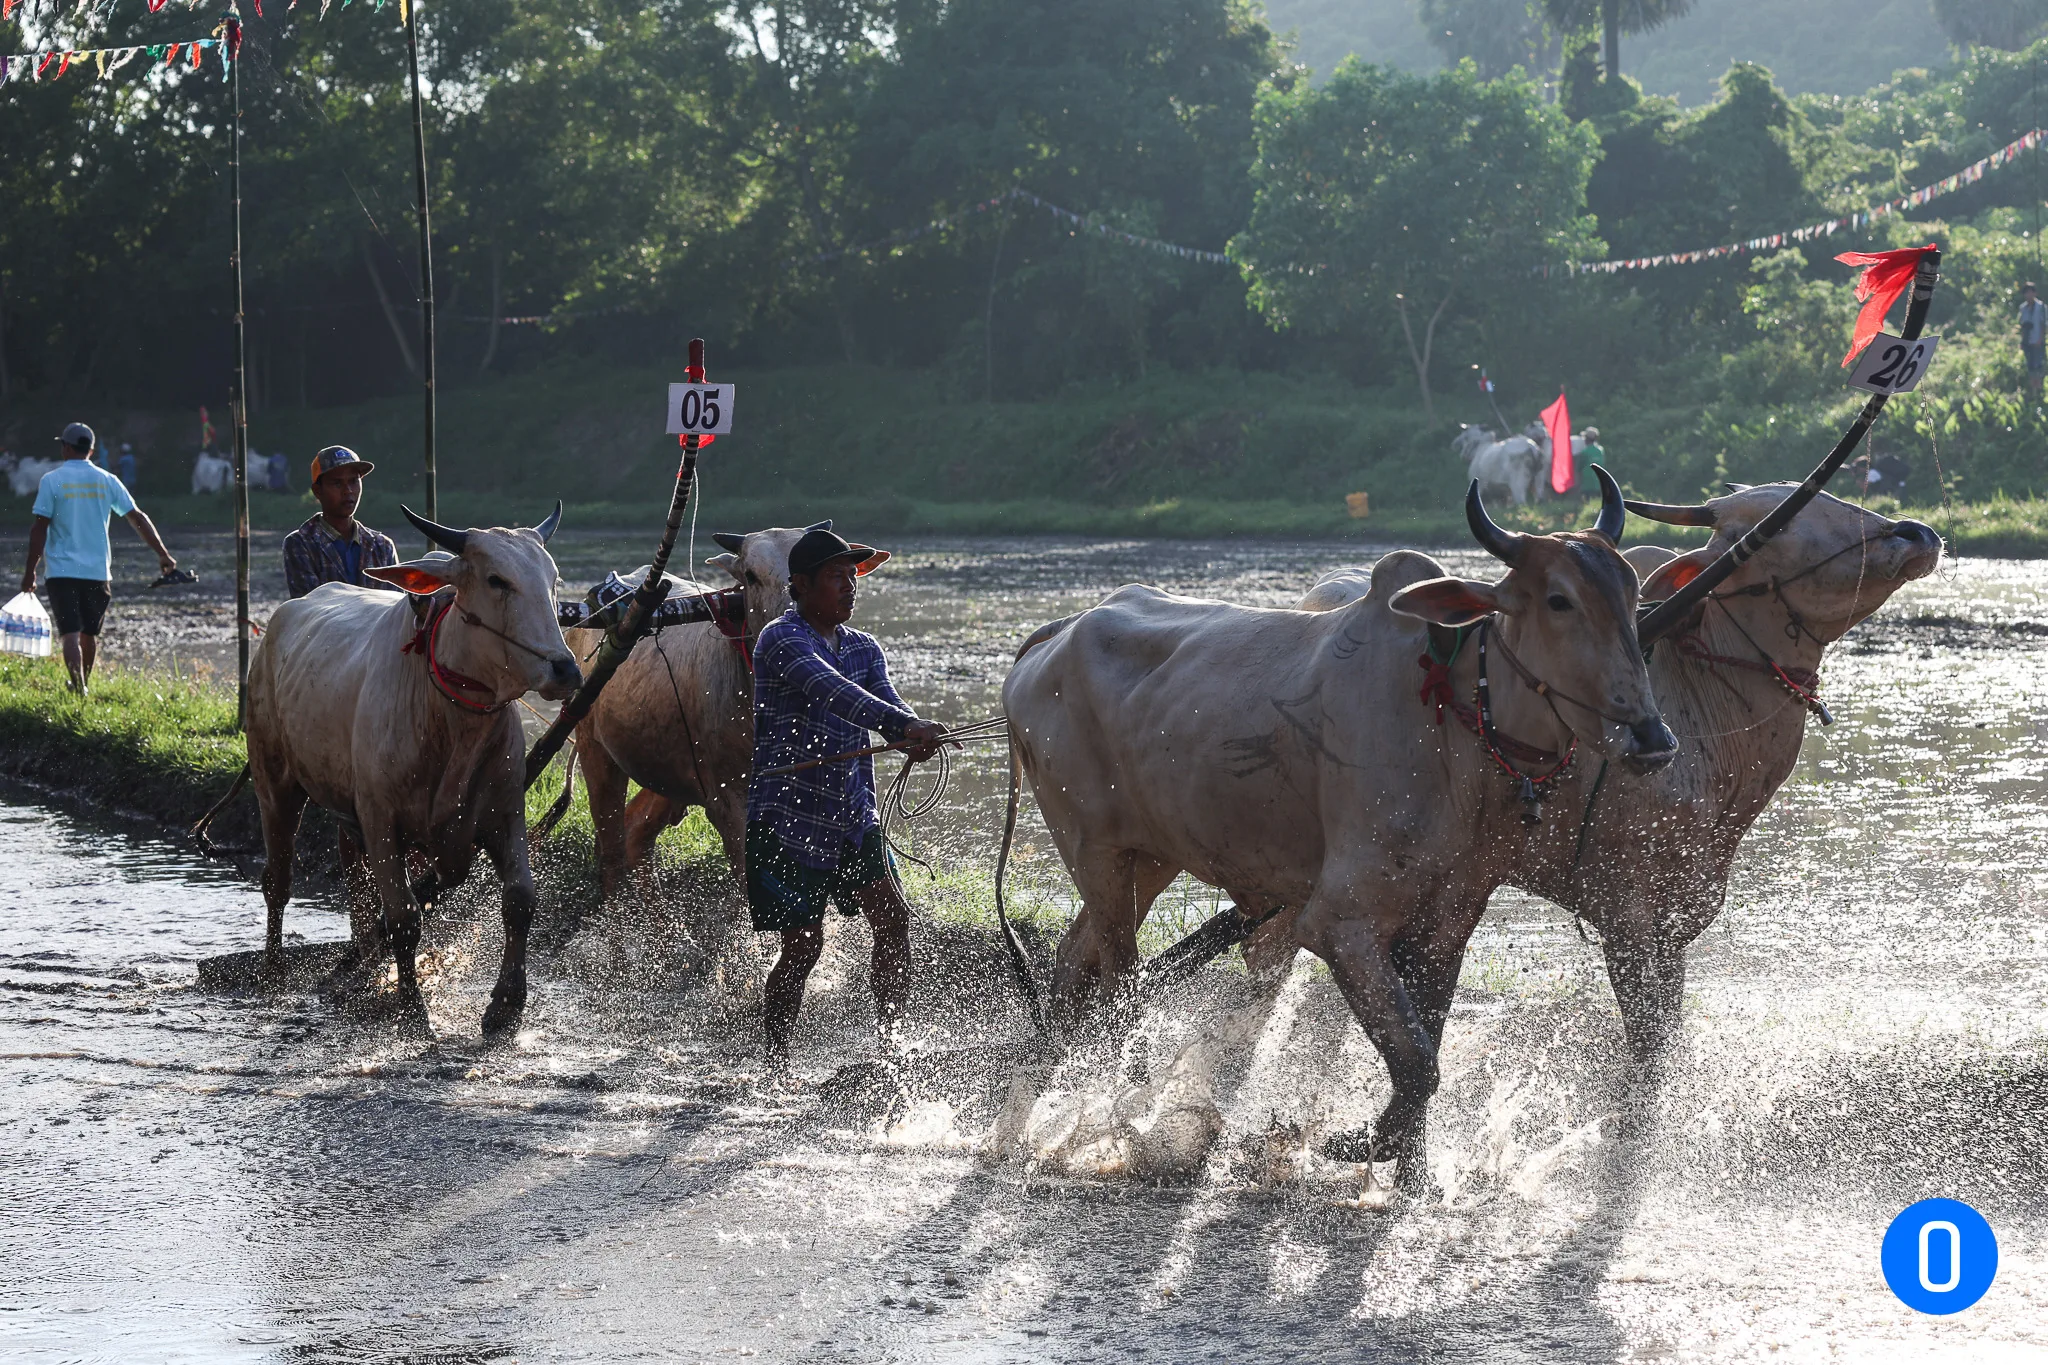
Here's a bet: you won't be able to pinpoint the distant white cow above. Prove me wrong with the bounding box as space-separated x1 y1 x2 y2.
1450 425 1544 506
191 451 233 494
4 455 62 499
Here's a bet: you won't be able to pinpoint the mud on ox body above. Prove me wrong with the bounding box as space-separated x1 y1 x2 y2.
565 524 826 898
244 506 580 1037
1294 484 1941 1072
1002 470 1676 1190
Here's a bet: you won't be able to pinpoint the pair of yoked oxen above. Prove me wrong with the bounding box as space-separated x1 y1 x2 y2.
243 477 1939 1191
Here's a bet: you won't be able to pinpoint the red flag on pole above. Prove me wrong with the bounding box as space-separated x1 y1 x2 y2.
1541 392 1573 495
1834 244 1938 367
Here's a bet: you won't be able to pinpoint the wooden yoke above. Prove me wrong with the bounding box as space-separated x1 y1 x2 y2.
523 338 708 789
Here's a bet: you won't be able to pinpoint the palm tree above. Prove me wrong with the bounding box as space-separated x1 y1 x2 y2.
1542 0 1695 83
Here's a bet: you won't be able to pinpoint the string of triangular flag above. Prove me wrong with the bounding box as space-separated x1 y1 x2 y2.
1 0 413 25
793 186 1232 269
1555 128 2047 275
0 13 240 83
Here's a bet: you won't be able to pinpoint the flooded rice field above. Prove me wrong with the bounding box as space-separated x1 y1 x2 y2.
3 529 2047 1362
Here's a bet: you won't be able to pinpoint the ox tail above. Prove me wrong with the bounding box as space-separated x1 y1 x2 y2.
190 763 252 856
529 741 578 843
994 722 1046 1034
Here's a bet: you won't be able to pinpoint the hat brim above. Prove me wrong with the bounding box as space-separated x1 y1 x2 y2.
314 459 375 482
852 546 890 576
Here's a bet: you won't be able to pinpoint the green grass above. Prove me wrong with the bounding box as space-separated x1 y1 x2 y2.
0 654 246 824
18 361 2048 552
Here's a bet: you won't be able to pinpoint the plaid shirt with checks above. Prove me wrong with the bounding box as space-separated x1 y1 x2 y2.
281 514 399 599
747 607 919 871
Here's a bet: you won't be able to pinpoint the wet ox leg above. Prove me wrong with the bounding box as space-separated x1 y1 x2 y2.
1050 849 1179 1027
479 821 537 1040
577 728 635 901
1602 916 1688 1069
1298 900 1440 1192
258 781 309 967
361 817 429 1028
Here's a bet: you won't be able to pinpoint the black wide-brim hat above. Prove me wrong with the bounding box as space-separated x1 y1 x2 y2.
787 527 890 578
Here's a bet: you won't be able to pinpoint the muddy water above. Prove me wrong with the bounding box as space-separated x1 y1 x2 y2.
3 535 2047 1363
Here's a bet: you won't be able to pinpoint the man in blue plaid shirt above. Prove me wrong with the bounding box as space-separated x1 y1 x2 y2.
747 527 945 1062
281 446 399 599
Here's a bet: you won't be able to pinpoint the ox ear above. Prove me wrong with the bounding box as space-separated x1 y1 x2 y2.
706 552 742 582
366 556 457 596
1639 546 1717 602
1389 576 1505 627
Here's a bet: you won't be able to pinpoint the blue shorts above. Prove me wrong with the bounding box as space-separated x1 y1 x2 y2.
746 824 894 933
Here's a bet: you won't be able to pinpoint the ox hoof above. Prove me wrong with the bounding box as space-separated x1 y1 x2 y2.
481 984 527 1042
1319 1126 1379 1164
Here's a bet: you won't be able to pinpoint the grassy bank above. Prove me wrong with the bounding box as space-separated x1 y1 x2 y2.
13 362 2046 553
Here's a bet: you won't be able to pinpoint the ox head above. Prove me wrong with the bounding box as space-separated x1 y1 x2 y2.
1388 466 1678 772
1626 484 1941 643
704 520 836 637
366 504 583 702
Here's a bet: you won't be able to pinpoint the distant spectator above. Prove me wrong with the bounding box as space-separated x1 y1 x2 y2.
282 445 398 599
19 422 179 695
2021 283 2047 395
1575 426 1604 467
267 450 291 493
115 443 137 492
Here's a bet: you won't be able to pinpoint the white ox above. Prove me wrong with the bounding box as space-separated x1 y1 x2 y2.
5 455 62 498
192 450 233 494
1451 424 1545 506
1001 471 1677 1189
245 504 581 1036
563 524 820 897
1293 484 1940 1069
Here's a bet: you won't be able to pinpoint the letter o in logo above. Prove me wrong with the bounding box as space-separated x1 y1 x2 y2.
1882 1199 1997 1314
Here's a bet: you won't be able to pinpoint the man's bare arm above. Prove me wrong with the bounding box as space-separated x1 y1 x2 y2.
124 510 178 576
19 516 48 594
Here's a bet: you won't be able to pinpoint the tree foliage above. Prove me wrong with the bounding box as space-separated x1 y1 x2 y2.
1232 60 1600 417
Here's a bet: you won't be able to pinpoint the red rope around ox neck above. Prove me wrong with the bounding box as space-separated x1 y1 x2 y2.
401 598 507 713
1673 633 1829 723
1415 647 1575 773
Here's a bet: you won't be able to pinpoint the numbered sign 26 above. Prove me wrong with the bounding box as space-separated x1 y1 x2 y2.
1849 334 1938 396
666 383 735 435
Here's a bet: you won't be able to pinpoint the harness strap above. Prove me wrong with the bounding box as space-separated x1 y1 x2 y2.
1679 602 1833 725
1416 619 1576 822
402 599 507 713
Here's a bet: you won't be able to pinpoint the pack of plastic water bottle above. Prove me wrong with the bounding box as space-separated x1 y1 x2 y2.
1 591 54 657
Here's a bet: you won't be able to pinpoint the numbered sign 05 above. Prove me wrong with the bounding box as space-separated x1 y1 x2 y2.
1849 334 1939 396
667 383 735 436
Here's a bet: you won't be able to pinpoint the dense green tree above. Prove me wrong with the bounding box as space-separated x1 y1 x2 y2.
1540 0 1694 82
1232 60 1600 419
1418 0 1559 81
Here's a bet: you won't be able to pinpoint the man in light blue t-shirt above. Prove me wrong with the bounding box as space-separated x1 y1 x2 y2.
19 422 178 694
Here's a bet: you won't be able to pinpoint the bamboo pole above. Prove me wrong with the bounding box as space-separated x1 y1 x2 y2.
230 12 251 729
523 339 709 789
405 0 438 528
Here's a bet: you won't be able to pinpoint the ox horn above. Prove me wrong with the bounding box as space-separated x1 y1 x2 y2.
1589 464 1626 544
1623 497 1716 526
712 532 745 554
805 519 833 532
534 500 563 544
1465 480 1525 566
1638 246 1941 647
402 505 467 554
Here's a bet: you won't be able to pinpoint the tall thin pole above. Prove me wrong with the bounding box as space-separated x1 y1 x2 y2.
229 10 251 729
405 0 437 528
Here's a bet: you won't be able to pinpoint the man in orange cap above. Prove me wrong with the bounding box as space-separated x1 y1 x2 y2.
281 446 398 599
747 527 946 1064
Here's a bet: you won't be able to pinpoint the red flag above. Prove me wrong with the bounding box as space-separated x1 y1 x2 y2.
1541 392 1573 495
1834 244 1937 367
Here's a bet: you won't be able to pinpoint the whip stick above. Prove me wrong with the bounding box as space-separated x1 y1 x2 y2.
523 338 707 789
1636 249 1940 643
406 0 438 528
229 11 250 729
